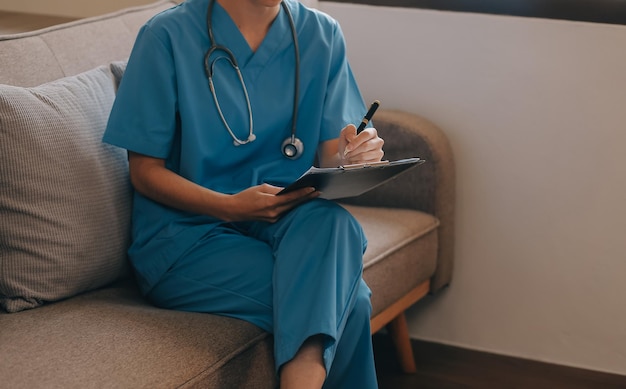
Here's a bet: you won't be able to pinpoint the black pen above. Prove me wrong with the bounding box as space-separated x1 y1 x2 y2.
356 100 380 134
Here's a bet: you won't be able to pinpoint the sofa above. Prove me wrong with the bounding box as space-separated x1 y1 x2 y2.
0 1 455 387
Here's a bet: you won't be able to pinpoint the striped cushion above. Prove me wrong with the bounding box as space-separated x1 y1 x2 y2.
0 65 132 313
110 60 128 89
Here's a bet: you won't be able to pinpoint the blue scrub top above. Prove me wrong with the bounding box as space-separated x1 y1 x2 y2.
103 0 368 293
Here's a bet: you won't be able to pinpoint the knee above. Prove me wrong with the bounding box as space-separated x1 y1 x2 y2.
298 200 367 248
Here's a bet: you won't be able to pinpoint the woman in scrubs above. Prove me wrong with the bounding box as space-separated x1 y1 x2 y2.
104 0 384 387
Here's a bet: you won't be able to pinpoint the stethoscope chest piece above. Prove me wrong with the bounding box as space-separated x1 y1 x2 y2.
281 135 304 159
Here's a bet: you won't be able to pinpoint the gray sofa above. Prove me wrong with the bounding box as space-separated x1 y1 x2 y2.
0 1 455 387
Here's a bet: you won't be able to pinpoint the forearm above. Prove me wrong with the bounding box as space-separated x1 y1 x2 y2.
128 152 319 223
128 152 232 220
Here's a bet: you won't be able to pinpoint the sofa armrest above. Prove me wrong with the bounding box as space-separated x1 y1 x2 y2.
341 109 456 292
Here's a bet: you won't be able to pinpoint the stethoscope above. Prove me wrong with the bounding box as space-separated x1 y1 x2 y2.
204 0 304 159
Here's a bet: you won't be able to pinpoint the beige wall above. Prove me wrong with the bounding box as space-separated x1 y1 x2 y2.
323 1 626 376
0 0 157 18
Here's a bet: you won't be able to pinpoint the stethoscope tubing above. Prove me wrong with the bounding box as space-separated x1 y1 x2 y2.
204 0 302 157
205 53 255 146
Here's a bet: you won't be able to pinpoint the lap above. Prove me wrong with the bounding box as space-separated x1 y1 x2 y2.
147 224 276 331
146 199 366 333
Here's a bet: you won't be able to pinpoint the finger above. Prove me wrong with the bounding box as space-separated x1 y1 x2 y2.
282 190 320 210
266 190 320 222
259 183 285 195
346 147 385 164
345 136 384 163
346 151 385 165
274 186 317 204
344 127 378 155
341 124 358 141
341 124 358 156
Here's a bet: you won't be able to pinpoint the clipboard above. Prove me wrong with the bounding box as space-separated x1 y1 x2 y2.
278 157 425 200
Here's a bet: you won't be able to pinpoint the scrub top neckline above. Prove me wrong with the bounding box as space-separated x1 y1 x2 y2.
210 0 294 81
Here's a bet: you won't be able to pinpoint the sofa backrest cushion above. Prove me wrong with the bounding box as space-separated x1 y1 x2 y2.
0 65 132 313
0 0 178 87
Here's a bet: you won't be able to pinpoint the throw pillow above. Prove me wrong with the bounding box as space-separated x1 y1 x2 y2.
0 66 132 313
110 60 128 89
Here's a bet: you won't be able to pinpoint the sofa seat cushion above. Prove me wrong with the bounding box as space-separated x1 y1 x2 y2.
0 280 277 389
344 205 440 317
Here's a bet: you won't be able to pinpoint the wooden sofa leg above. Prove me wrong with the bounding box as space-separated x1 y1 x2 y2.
387 311 417 374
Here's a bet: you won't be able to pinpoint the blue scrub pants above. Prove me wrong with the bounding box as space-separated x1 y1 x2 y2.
146 199 378 388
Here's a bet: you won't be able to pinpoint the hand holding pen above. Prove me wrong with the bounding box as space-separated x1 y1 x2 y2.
341 100 384 163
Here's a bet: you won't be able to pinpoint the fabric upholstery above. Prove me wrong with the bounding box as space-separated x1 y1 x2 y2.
0 65 132 312
0 1 178 87
0 280 277 389
345 205 439 317
110 60 128 88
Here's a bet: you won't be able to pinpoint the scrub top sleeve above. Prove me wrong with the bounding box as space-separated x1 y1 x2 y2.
103 25 178 159
319 21 367 143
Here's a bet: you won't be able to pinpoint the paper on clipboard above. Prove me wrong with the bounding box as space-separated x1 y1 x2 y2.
278 157 425 200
